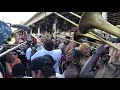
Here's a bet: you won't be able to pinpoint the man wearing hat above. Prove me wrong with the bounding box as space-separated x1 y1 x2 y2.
31 56 56 78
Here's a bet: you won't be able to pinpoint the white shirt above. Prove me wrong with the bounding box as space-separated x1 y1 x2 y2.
36 43 44 51
36 34 41 38
26 47 32 60
56 73 65 78
23 76 32 78
36 46 42 51
58 43 64 49
75 47 80 50
31 48 62 73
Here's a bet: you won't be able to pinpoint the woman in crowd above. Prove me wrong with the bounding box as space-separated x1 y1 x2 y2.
79 42 91 67
63 48 83 78
6 51 21 78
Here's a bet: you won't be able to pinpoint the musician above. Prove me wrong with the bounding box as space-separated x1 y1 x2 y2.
64 26 82 54
80 43 120 78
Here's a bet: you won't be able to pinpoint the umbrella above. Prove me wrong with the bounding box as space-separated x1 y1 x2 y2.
0 21 12 45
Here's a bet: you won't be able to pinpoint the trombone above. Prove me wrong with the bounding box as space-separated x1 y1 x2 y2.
0 24 30 57
56 32 99 47
31 33 44 47
0 41 27 57
54 12 102 42
56 34 95 50
54 12 119 50
68 12 119 49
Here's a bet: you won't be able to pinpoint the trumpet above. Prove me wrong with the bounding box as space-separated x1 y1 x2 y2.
2 44 18 49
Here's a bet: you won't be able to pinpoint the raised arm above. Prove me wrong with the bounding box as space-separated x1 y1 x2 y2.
80 44 107 78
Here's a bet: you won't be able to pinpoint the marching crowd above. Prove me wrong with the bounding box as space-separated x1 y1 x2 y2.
0 28 120 78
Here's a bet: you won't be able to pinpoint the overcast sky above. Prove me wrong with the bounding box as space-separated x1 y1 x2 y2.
0 12 37 32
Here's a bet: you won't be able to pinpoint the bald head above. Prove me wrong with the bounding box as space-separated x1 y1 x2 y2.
43 39 54 51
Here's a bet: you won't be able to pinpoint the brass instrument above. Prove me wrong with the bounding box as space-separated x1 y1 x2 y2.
0 42 27 57
69 12 81 18
54 12 102 42
0 24 30 57
116 25 120 29
79 12 120 38
6 33 16 45
6 24 31 45
54 12 119 49
78 12 120 49
68 12 105 41
56 32 99 46
31 33 44 47
56 35 96 50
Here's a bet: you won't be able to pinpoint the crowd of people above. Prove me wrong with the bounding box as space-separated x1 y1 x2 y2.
0 29 120 78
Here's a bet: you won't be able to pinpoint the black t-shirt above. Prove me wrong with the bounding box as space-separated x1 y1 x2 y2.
16 48 27 67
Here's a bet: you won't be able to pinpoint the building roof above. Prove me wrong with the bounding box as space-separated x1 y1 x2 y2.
24 12 42 25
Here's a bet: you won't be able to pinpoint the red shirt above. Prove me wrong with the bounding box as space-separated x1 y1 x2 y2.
6 58 20 78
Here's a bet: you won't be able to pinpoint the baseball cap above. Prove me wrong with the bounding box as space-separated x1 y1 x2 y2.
42 54 56 65
31 56 54 71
